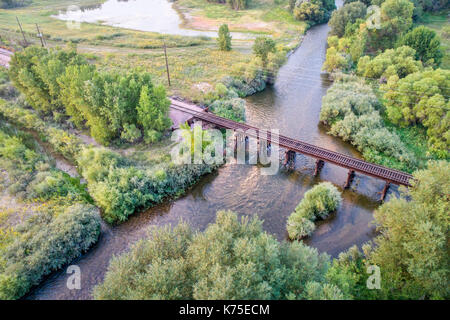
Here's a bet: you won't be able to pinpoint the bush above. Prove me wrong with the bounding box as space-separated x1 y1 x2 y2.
0 124 89 202
357 46 423 80
77 147 216 224
320 78 417 171
94 210 342 300
382 68 449 157
0 0 31 9
209 97 246 122
121 123 142 143
0 203 101 299
253 37 276 68
366 0 414 51
0 101 83 162
206 0 250 10
287 182 342 239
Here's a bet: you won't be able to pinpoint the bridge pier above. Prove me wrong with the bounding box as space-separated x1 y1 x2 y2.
314 159 324 176
380 182 390 202
344 170 355 189
234 133 246 153
284 150 296 169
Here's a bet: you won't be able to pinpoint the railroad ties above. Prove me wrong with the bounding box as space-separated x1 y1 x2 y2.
170 99 414 201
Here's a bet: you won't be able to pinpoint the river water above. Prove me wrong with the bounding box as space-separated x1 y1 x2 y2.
27 1 395 300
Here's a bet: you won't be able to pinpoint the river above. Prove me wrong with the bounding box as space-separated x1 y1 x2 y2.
27 0 395 300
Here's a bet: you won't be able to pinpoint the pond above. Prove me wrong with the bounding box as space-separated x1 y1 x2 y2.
55 0 253 39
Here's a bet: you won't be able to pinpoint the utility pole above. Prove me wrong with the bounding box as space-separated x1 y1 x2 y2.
163 41 171 86
16 16 28 47
35 23 45 47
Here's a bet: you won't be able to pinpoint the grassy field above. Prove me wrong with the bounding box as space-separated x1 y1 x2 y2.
175 0 306 39
419 9 450 69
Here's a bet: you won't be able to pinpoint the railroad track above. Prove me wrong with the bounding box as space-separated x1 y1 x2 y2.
170 99 414 188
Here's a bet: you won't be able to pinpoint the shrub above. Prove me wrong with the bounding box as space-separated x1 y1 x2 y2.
287 182 342 239
209 97 246 122
121 123 142 143
366 0 414 51
0 0 31 9
0 101 83 162
368 161 450 299
94 210 342 299
77 147 216 224
0 124 89 202
0 203 101 299
320 78 417 171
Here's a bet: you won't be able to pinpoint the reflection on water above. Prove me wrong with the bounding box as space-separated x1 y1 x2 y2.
28 0 393 300
55 0 253 39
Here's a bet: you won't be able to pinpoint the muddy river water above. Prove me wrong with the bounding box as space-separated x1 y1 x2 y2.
27 0 394 300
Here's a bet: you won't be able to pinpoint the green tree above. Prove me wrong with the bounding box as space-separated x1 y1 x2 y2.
367 0 414 51
94 211 344 299
327 161 450 300
218 24 232 51
137 84 171 143
382 68 449 157
357 45 423 80
329 1 367 38
293 0 336 25
369 161 449 299
401 26 443 67
252 36 276 67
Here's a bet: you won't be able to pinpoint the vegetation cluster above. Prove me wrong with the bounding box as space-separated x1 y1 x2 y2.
287 182 342 239
0 121 101 300
9 47 172 146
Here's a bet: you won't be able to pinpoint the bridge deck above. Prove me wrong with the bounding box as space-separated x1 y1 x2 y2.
170 99 414 187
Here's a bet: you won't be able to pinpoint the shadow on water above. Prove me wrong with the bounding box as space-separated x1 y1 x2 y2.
27 0 393 300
